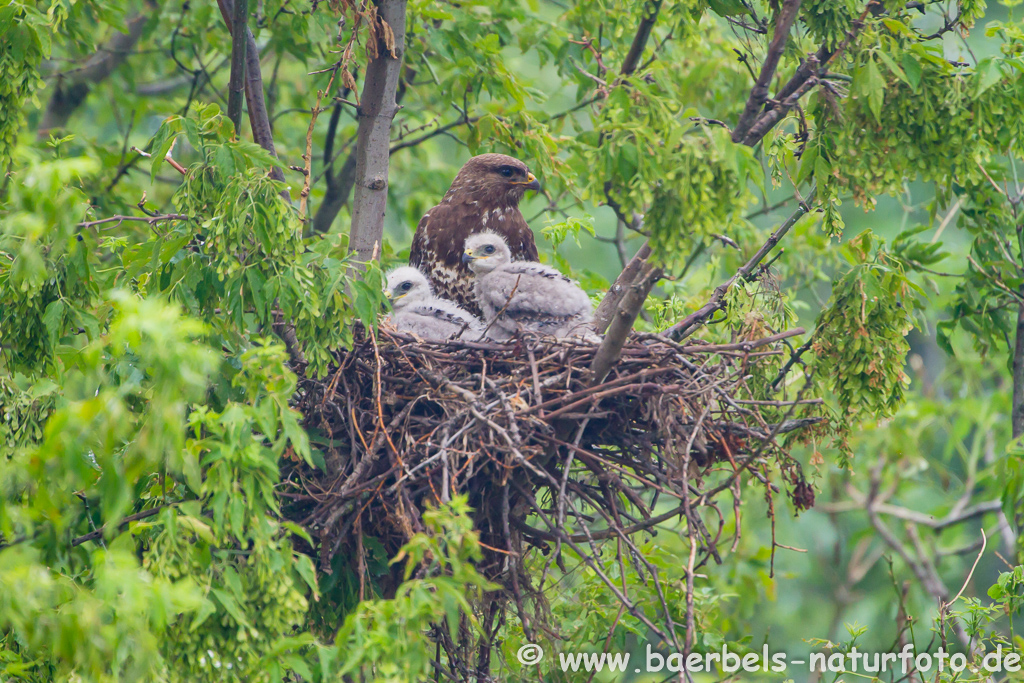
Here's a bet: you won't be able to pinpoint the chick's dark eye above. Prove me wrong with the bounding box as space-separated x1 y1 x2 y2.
483 245 495 254
401 282 413 291
498 166 514 178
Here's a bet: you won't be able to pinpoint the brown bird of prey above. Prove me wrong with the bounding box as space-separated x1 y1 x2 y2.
409 153 541 316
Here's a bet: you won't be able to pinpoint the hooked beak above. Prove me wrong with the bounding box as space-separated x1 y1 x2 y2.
384 290 393 301
512 172 544 191
461 251 476 265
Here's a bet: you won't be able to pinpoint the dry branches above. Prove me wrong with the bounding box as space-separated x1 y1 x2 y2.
283 326 821 656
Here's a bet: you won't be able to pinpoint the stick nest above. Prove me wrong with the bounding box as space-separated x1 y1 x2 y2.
283 326 821 602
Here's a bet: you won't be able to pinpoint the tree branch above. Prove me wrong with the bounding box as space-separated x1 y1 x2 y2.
593 239 651 333
731 0 803 143
348 0 407 262
38 9 151 136
71 504 172 547
620 0 663 76
741 9 867 146
1013 299 1024 439
590 261 663 384
216 0 285 183
312 152 358 234
663 196 813 341
589 7 836 356
740 71 820 146
226 0 249 135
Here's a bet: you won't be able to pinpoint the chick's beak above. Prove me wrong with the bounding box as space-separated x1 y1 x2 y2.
384 290 393 300
524 172 541 191
461 251 475 265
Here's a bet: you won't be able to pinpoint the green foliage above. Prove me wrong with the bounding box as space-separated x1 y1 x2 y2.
3 0 1024 679
0 373 56 457
0 3 49 168
0 149 99 370
0 293 319 682
814 21 1024 205
574 98 760 267
116 105 373 377
801 0 859 50
542 214 596 250
0 546 203 682
332 497 497 683
812 231 916 427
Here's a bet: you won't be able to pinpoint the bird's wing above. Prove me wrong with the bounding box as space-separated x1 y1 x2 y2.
507 211 539 261
409 202 481 313
412 304 480 332
481 269 586 322
409 211 430 269
433 300 484 331
504 261 575 284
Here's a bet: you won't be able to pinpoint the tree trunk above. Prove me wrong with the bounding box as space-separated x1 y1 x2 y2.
226 0 249 136
216 0 285 184
1013 300 1024 439
348 0 407 263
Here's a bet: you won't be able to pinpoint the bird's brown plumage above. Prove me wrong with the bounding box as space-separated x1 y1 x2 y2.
409 153 540 316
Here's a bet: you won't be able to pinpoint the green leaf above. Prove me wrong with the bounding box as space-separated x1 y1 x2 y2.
293 554 320 598
901 53 923 91
190 598 218 632
975 57 1003 96
706 0 750 16
865 59 885 123
150 119 181 181
182 117 202 153
41 299 65 348
211 588 251 628
881 18 914 37
877 50 910 88
796 143 819 186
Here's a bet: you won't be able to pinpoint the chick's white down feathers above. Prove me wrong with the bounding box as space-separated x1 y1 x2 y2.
463 232 594 341
384 266 483 340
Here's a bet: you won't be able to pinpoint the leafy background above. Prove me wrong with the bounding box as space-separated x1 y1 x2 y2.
2 0 1024 680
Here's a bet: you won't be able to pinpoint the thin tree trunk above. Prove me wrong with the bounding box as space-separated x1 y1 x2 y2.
731 0 803 143
216 0 284 183
348 0 407 263
590 262 662 384
1013 300 1024 439
226 0 249 135
312 153 358 234
592 241 651 333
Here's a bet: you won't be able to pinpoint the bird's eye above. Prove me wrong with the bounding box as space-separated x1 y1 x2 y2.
401 282 413 291
498 166 514 178
483 245 496 254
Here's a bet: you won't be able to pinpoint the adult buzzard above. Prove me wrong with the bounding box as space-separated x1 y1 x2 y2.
409 153 540 315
